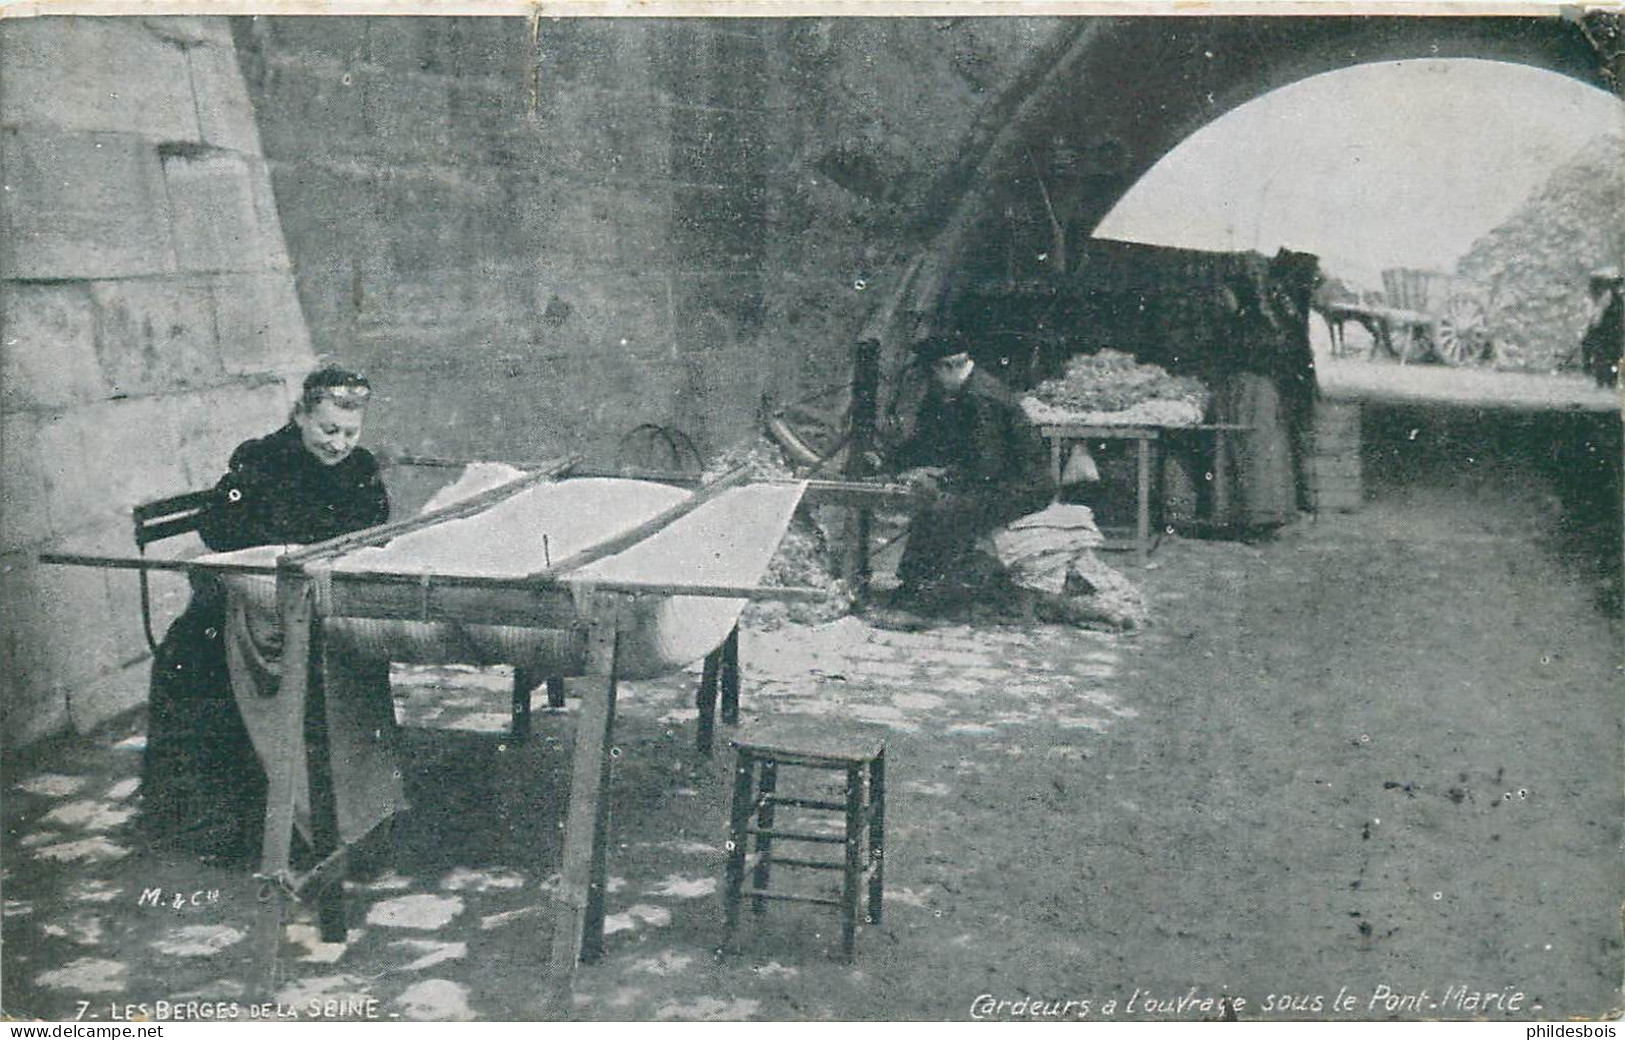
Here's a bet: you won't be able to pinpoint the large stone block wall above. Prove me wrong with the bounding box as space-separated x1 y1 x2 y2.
233 17 1066 467
231 18 763 467
1 16 315 746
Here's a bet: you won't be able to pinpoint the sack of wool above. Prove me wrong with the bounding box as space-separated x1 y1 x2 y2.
1031 349 1210 415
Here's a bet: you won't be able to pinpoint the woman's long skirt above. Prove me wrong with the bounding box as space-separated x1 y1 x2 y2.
138 583 266 863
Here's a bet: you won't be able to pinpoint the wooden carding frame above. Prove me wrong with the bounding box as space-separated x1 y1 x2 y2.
43 468 827 1013
247 471 819 1014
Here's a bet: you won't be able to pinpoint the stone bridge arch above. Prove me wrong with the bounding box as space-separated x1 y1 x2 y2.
873 13 1621 345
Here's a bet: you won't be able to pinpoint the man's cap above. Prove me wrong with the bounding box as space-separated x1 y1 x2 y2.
1589 266 1622 288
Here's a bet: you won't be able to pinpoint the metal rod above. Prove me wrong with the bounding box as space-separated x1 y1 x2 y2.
38 552 825 602
800 479 911 505
570 579 824 602
546 469 910 502
38 552 280 576
388 454 540 470
566 466 704 486
287 844 349 901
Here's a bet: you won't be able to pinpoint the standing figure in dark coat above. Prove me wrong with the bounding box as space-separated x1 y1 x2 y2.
1581 268 1623 389
884 334 1050 610
139 366 390 864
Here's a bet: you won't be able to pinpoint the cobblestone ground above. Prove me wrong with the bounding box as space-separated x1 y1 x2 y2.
3 605 1138 1023
5 469 1621 1021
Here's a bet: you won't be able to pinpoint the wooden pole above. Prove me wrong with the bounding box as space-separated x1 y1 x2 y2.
544 592 627 1017
38 552 279 577
302 611 348 943
285 455 578 567
844 339 881 595
1136 435 1152 567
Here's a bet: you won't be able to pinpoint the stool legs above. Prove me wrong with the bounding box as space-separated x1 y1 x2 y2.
751 761 777 913
696 626 742 755
867 751 885 927
723 744 885 961
722 751 755 943
841 764 863 961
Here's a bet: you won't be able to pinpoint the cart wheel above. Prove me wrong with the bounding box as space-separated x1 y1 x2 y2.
1436 295 1487 366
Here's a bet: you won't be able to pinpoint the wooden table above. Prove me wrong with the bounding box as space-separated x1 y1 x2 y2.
1038 422 1251 565
43 465 827 1017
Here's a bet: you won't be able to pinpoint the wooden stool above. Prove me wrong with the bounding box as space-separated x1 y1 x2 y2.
722 734 885 960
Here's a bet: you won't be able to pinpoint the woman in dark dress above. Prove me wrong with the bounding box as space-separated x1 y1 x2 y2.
1581 269 1623 389
139 366 390 864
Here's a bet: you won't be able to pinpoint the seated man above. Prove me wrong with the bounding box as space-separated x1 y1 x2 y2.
881 333 1052 612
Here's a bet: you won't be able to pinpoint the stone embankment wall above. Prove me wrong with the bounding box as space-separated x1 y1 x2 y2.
2 17 315 746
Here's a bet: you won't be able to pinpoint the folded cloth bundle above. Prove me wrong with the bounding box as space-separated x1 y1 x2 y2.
989 504 1147 629
990 504 1107 594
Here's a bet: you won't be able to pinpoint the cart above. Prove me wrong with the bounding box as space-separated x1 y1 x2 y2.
1318 300 1437 363
1377 268 1493 366
1317 270 1491 366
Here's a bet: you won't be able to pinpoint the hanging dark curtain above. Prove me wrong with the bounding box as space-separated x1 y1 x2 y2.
945 239 1320 529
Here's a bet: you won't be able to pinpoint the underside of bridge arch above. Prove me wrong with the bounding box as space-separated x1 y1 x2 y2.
883 14 1619 342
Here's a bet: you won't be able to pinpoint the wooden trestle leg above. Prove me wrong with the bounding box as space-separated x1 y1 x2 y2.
544 593 626 1018
512 666 535 740
696 624 741 755
303 618 347 943
512 669 567 740
696 648 720 755
720 625 740 726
